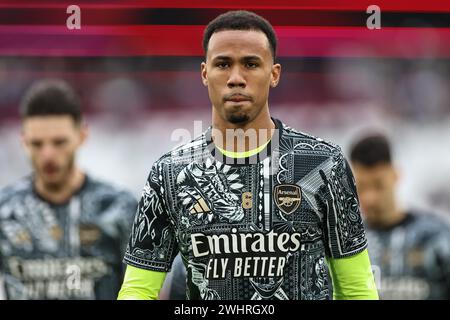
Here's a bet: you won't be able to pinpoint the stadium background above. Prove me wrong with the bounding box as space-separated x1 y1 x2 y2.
1 0 450 229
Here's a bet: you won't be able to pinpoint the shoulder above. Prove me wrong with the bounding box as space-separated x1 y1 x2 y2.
279 120 343 157
406 211 450 256
0 177 34 221
0 176 33 207
84 175 137 204
151 133 207 170
409 210 450 234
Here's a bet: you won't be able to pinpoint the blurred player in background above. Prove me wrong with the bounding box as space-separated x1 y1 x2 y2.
0 79 137 299
350 134 450 299
158 254 186 300
118 10 378 300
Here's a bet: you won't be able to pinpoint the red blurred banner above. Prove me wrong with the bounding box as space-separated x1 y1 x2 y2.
0 1 449 57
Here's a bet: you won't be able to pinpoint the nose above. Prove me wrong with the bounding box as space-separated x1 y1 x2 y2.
40 143 56 160
227 66 246 88
360 189 378 209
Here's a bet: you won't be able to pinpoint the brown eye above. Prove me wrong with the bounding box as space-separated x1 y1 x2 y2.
216 62 229 69
30 141 42 148
53 139 67 147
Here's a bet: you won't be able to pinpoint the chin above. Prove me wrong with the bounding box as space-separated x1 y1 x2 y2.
227 114 250 124
44 180 63 189
40 174 64 190
226 109 252 124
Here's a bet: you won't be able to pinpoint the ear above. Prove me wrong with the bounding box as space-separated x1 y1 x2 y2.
270 63 281 88
201 62 208 87
392 165 400 184
78 122 89 146
21 130 30 155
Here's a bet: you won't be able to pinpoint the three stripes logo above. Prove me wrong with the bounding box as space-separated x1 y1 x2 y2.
190 197 211 214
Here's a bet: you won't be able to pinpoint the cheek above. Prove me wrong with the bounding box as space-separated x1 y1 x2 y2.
27 147 45 162
371 187 384 200
58 143 78 164
358 191 371 206
384 185 396 202
207 70 226 84
207 82 220 96
58 152 75 171
30 152 42 166
254 74 272 93
207 88 222 107
358 187 380 204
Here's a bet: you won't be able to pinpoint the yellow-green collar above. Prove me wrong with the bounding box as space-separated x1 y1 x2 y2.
216 139 271 159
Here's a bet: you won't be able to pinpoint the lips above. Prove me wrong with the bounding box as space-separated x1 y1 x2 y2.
229 97 249 102
226 94 251 102
43 164 59 175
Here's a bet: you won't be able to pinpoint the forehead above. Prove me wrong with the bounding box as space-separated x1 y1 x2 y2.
207 29 271 60
352 163 393 179
23 116 77 138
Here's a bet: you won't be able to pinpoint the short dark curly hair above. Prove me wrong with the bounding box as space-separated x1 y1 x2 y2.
203 10 277 61
20 79 82 124
350 134 392 167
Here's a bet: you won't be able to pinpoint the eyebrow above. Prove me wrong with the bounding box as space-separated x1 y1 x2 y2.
211 55 263 62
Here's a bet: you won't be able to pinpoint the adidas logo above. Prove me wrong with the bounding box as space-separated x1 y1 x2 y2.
190 197 211 214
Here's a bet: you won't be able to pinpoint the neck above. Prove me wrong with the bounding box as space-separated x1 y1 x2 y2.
372 207 406 229
384 209 406 227
212 106 275 152
35 168 85 204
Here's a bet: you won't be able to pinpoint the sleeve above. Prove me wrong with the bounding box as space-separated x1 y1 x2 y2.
0 199 8 300
326 249 379 300
0 274 5 300
117 265 167 300
431 227 450 299
317 149 368 259
114 192 138 259
0 245 5 300
123 162 179 272
168 254 187 300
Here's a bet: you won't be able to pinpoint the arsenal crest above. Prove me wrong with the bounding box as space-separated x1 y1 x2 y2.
274 184 302 215
79 223 101 246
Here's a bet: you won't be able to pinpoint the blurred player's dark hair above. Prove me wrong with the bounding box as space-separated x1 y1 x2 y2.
20 79 82 123
350 134 392 166
203 10 278 61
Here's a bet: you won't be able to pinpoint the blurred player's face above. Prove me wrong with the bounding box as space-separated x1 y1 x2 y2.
201 30 280 125
352 162 399 227
22 116 86 190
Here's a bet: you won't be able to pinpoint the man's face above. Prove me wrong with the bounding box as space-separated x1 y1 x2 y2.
352 162 399 227
201 29 281 124
22 116 86 189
